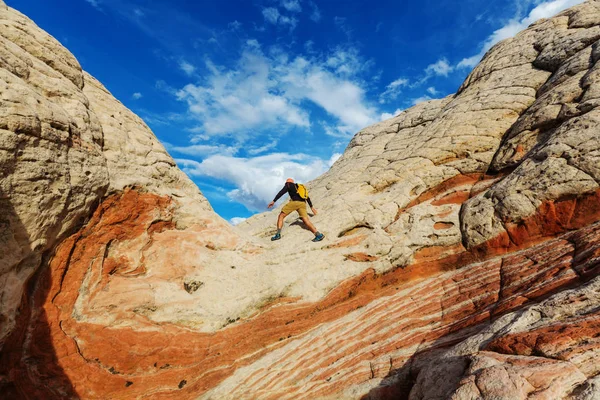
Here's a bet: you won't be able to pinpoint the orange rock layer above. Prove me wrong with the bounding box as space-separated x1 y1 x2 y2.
486 313 600 377
2 187 600 399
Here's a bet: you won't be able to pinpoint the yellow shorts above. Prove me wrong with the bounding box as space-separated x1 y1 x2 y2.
282 201 308 218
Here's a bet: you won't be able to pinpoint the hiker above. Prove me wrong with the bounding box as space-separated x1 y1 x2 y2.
267 178 325 242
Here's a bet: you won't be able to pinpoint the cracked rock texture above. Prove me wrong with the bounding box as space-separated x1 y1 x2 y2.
2 0 600 399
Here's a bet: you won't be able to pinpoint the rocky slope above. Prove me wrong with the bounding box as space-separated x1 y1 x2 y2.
1 0 600 399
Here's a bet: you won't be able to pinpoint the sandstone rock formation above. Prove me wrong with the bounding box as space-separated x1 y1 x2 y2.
1 0 600 399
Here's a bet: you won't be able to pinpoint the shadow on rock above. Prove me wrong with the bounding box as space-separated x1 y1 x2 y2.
359 340 471 400
289 218 314 232
0 186 77 399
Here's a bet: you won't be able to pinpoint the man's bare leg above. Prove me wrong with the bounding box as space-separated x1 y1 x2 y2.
277 212 287 230
301 217 318 234
271 212 287 241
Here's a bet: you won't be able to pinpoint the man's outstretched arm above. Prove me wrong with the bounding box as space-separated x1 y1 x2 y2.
306 197 313 208
268 186 288 208
307 197 317 215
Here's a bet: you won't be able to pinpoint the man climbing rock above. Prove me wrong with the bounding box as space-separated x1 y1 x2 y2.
267 178 325 242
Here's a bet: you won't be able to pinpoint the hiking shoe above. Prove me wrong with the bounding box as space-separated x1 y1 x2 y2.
312 232 325 242
271 233 281 241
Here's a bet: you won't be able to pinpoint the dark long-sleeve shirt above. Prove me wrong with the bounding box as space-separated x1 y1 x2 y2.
273 182 313 208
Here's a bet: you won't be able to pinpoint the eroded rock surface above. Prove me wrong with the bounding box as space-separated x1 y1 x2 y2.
1 0 600 399
0 1 109 346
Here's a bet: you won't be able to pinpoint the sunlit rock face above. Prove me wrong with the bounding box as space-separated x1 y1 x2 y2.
1 0 600 399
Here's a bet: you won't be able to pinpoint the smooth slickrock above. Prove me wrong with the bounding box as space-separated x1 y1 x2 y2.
82 72 213 215
0 0 239 349
0 2 109 346
2 0 600 399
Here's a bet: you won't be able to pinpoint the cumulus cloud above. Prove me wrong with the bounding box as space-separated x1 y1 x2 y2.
85 0 101 9
262 7 280 24
325 47 371 77
309 2 321 22
176 53 310 138
389 58 455 93
293 71 376 131
247 141 279 156
164 142 238 158
281 0 302 12
176 152 335 211
328 152 342 167
179 60 196 76
334 16 353 38
411 95 433 105
229 217 247 225
132 92 143 100
246 39 260 48
175 44 377 141
228 20 242 31
262 7 298 29
380 108 403 121
379 78 409 103
458 0 586 68
425 58 454 77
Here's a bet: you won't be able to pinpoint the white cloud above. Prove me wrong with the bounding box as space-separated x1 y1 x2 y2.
179 60 196 76
263 7 280 24
133 8 144 17
307 74 375 129
246 39 260 48
132 92 143 100
411 95 433 105
458 0 586 69
328 153 342 167
279 15 298 29
333 16 354 40
281 0 302 12
247 141 279 155
176 152 334 211
404 58 456 89
139 111 186 126
175 45 377 141
85 0 101 9
379 77 409 103
325 47 370 77
164 142 238 158
322 123 356 138
176 52 310 137
425 58 454 77
230 217 247 225
309 2 321 22
380 108 403 121
457 55 481 69
278 55 378 135
334 16 353 38
304 40 315 53
228 20 242 31
262 7 298 29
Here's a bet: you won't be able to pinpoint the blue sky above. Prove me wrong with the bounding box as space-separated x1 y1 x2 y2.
7 0 585 223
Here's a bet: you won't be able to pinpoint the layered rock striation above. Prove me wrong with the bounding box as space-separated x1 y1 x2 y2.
1 0 600 399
